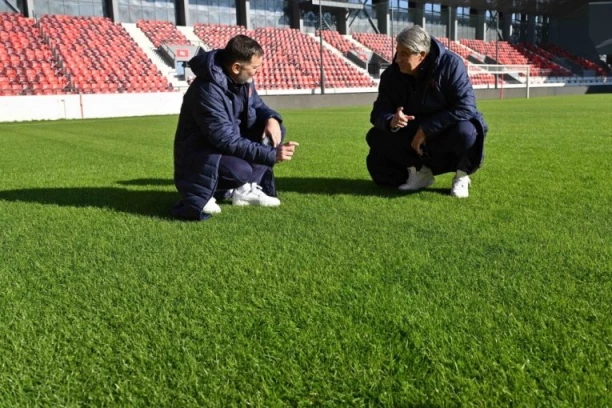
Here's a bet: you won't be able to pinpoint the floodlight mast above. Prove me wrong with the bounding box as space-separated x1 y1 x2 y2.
319 0 325 94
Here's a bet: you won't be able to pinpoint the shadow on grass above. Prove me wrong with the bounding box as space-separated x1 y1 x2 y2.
276 177 450 197
116 177 451 197
0 187 177 219
117 178 174 187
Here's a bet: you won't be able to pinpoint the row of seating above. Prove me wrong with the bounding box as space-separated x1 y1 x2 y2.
193 24 375 89
460 39 572 77
38 14 172 94
540 43 608 76
352 32 395 62
317 29 369 63
194 23 248 50
136 19 190 48
1 12 69 95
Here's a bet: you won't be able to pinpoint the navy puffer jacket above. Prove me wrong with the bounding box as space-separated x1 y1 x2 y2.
172 49 282 221
371 38 488 173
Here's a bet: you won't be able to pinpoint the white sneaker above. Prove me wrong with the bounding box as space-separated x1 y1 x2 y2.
398 166 435 191
232 183 281 207
202 197 221 214
450 171 471 198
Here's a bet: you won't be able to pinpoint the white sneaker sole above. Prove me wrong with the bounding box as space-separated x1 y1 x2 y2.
398 178 435 191
450 182 471 198
232 199 280 207
450 190 469 198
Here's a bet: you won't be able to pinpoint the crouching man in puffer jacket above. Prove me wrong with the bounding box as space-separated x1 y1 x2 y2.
172 35 299 220
367 25 488 198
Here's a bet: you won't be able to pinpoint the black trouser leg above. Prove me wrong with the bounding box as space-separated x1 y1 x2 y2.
365 126 422 186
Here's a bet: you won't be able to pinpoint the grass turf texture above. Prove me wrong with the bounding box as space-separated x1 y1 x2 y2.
0 95 610 406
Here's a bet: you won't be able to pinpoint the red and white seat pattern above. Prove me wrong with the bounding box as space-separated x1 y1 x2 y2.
39 15 172 94
0 12 68 96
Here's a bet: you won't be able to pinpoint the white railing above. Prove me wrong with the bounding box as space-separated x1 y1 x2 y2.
468 64 531 98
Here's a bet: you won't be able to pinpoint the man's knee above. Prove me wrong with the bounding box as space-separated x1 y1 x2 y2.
233 166 253 185
366 127 386 148
366 151 407 187
219 156 254 186
366 153 387 186
452 121 477 150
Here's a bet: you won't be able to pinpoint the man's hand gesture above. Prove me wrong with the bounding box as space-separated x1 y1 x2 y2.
390 107 415 130
263 118 282 147
411 127 427 156
276 141 299 163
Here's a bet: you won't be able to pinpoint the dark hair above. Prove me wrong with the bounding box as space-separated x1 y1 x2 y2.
221 35 264 66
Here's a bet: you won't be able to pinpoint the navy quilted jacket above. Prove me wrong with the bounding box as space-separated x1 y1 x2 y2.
172 50 282 221
371 38 488 172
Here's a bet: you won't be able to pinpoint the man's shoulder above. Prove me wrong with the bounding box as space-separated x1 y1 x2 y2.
193 77 222 91
382 63 397 75
435 51 467 81
188 78 227 100
380 64 400 83
439 50 464 68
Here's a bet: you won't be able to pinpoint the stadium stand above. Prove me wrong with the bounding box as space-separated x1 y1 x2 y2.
351 32 497 86
352 32 395 62
540 43 608 76
0 10 608 98
194 23 249 50
194 24 375 90
437 37 485 62
0 12 68 96
436 37 496 86
136 19 191 48
316 30 369 64
254 27 375 89
38 15 172 94
460 39 572 77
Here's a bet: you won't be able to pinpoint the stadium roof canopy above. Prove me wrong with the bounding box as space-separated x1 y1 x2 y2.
436 0 590 16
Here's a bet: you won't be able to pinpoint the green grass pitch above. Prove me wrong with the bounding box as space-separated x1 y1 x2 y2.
0 94 610 406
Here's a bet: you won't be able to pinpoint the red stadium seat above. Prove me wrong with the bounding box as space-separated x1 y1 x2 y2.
37 14 171 94
136 19 191 48
193 24 375 90
0 12 68 95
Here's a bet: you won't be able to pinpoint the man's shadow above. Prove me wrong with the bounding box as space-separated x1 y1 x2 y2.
118 177 449 197
0 178 448 218
279 177 450 197
0 186 177 219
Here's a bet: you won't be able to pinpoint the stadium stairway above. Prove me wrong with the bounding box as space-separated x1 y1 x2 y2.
460 39 573 78
344 35 374 60
253 27 375 89
176 26 208 50
122 22 187 91
193 24 375 90
540 43 608 76
136 20 190 48
317 30 370 64
309 32 370 77
352 32 395 62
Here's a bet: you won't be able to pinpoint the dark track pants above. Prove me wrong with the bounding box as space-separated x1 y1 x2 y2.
214 123 286 198
366 120 478 187
217 156 269 190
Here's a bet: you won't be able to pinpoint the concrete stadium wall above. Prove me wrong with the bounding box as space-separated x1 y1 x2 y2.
260 85 612 111
1 86 611 122
0 92 184 122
